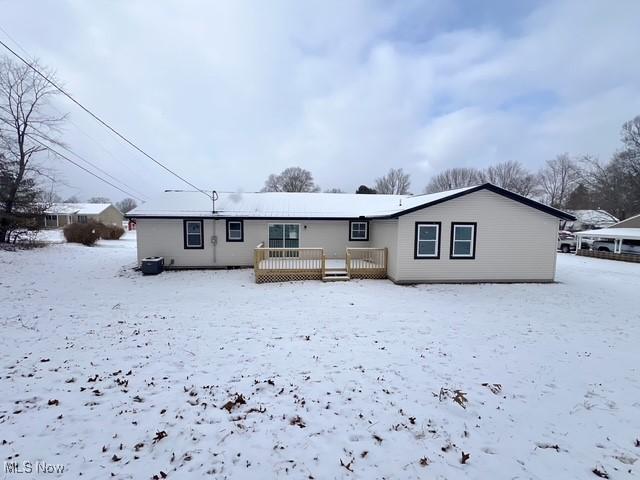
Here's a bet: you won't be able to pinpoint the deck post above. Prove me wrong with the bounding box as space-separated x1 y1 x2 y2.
346 250 351 277
384 247 388 273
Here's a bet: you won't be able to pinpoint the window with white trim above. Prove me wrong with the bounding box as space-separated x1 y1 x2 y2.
226 220 244 242
45 214 56 221
77 215 88 224
415 223 440 258
451 223 476 258
184 220 203 248
350 221 369 241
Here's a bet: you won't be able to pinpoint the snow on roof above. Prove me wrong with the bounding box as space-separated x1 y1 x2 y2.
565 209 619 228
45 203 113 215
576 228 640 240
127 186 478 219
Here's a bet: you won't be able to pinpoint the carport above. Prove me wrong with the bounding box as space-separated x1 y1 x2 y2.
576 227 640 262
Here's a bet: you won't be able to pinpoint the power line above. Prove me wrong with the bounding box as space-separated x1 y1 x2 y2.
27 135 145 202
0 109 147 201
0 35 212 199
29 125 149 201
0 23 156 192
49 140 149 201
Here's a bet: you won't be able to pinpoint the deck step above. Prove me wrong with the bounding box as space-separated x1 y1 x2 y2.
324 269 348 275
322 267 350 282
322 275 350 282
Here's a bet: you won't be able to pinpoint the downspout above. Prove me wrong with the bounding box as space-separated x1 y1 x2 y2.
212 219 217 265
212 191 219 266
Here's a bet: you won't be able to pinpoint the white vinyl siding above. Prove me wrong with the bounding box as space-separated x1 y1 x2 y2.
370 219 398 281
395 190 559 282
136 219 372 267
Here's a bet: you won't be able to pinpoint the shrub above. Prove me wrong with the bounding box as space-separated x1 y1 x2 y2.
98 223 125 240
63 223 100 246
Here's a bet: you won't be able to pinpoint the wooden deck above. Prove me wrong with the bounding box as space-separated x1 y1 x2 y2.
254 245 387 283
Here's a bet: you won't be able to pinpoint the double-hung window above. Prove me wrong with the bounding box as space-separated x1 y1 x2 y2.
349 221 369 241
226 220 244 242
184 219 204 249
450 223 476 259
414 222 440 259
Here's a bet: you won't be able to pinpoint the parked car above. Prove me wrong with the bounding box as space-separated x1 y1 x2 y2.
557 231 576 253
592 239 640 255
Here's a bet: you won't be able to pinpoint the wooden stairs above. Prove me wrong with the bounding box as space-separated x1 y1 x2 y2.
322 267 350 282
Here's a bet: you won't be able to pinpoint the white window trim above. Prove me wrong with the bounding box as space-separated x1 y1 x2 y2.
185 220 203 248
350 221 368 241
415 223 440 258
451 224 476 258
227 220 243 241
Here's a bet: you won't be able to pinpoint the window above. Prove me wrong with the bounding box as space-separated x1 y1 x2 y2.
349 220 369 241
414 222 440 259
268 224 299 248
45 214 56 221
226 220 244 242
183 219 204 249
77 215 88 224
450 223 476 259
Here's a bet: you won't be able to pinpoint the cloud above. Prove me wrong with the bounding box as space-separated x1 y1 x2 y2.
1 0 639 199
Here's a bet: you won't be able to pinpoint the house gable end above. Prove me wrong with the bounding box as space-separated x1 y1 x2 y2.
388 184 576 221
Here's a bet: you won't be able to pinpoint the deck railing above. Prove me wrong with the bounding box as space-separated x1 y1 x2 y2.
346 247 388 279
253 245 388 283
254 245 324 283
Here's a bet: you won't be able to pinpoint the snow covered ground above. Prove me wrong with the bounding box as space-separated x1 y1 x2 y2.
0 231 638 479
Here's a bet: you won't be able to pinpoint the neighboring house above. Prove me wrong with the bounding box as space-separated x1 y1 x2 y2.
44 203 123 228
611 212 640 229
560 209 619 232
127 183 574 283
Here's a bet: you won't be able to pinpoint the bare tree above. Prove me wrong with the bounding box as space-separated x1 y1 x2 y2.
324 188 344 193
87 196 110 203
537 154 580 208
479 160 538 197
261 167 320 192
0 55 66 243
621 115 640 153
116 197 137 213
619 115 640 194
374 168 411 194
565 183 594 210
580 151 639 219
424 167 481 193
63 195 80 203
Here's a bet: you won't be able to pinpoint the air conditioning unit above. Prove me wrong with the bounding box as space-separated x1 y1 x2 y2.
141 256 164 275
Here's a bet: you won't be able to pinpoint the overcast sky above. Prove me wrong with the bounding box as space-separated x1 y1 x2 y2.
2 0 640 201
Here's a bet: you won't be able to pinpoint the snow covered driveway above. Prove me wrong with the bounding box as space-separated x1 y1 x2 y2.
1 234 638 479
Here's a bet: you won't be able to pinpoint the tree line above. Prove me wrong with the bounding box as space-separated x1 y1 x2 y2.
261 115 640 220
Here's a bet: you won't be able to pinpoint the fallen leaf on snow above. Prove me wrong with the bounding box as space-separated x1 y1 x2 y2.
592 466 609 478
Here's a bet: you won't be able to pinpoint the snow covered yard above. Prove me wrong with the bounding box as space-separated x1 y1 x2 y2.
0 232 638 480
